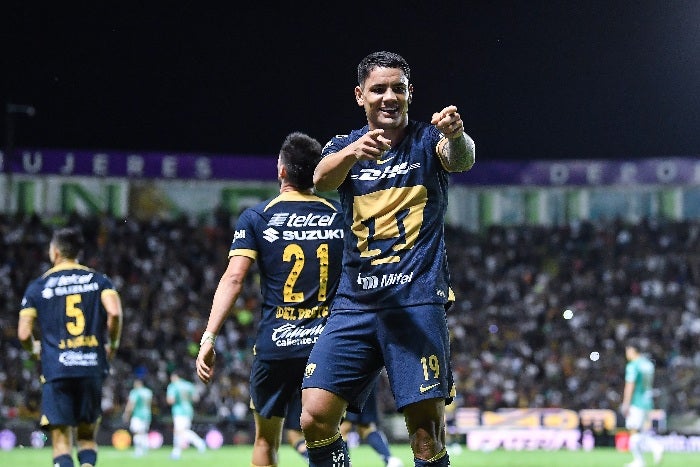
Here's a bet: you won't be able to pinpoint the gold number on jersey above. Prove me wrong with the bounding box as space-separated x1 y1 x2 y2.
282 243 330 303
352 186 427 265
317 243 329 301
421 354 441 380
65 294 85 336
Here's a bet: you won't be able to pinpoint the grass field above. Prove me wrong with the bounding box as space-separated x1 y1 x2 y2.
0 445 697 467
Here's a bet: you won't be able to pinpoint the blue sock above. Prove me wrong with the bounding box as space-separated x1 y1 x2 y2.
414 448 450 466
295 439 309 459
366 430 392 461
307 432 350 467
53 454 74 467
77 449 97 466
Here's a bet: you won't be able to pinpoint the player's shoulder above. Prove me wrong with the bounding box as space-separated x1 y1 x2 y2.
322 126 369 155
241 197 277 216
23 275 45 293
308 193 342 212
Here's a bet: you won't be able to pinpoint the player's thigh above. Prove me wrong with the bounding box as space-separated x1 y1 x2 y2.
625 406 647 431
130 417 149 434
380 304 453 410
173 415 192 431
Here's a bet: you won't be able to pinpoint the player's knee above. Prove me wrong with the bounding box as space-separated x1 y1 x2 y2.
300 404 338 438
75 423 97 442
300 406 319 433
254 434 280 452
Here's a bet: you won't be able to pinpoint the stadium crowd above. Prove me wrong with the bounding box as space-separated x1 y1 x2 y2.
1 212 699 433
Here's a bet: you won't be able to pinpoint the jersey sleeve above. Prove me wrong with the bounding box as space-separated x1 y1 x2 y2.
229 208 259 260
321 127 368 157
19 283 39 318
321 134 350 157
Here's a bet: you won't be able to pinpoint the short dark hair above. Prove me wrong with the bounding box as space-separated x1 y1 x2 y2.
279 132 322 190
357 51 411 87
51 227 84 259
626 337 644 352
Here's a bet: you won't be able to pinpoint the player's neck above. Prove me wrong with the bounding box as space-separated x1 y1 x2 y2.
53 257 79 267
279 184 312 195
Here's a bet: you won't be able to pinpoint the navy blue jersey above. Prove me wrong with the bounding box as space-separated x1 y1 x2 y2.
19 263 118 381
230 191 344 359
322 120 453 310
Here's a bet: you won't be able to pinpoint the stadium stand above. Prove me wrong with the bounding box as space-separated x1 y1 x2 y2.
2 212 699 440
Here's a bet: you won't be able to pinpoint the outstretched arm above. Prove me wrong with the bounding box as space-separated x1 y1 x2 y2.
432 105 475 173
313 129 392 192
196 254 253 383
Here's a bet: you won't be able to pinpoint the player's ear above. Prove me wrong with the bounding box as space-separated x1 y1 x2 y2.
355 86 364 106
408 84 413 104
277 156 286 179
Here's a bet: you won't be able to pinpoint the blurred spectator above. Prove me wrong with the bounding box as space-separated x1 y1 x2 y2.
3 213 700 432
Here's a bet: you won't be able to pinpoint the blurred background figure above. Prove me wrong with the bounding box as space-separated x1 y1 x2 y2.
123 378 153 457
167 371 206 459
620 338 664 467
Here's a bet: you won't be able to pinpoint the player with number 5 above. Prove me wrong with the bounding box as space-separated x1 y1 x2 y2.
18 226 123 467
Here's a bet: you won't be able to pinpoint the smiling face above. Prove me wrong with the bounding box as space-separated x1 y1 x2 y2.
355 66 412 134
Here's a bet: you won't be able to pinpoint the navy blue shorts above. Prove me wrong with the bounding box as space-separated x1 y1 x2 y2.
302 304 454 412
283 389 302 431
344 386 379 425
41 377 103 428
250 357 307 419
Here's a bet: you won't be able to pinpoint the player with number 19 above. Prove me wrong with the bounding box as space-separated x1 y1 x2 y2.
301 50 475 467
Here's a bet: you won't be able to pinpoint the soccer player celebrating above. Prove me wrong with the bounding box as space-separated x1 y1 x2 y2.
17 226 123 467
196 132 344 467
621 338 664 467
300 50 475 467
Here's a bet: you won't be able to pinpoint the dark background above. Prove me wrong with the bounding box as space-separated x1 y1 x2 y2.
2 1 699 160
